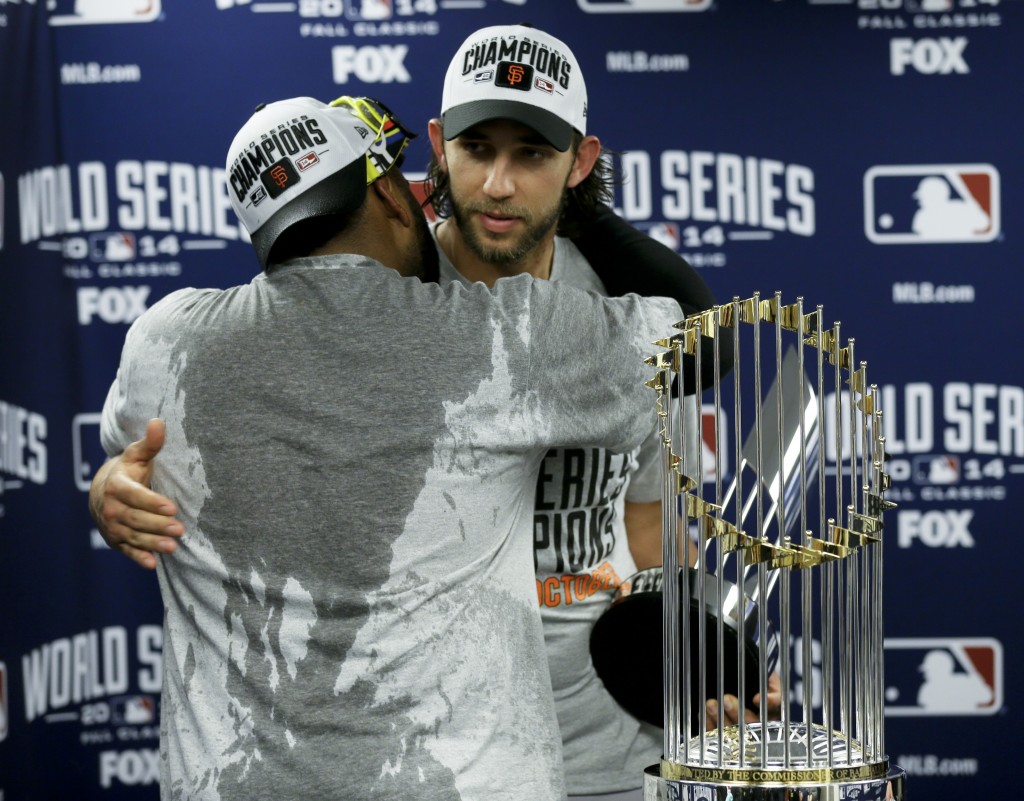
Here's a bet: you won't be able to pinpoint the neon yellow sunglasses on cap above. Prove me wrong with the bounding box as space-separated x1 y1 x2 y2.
329 95 416 185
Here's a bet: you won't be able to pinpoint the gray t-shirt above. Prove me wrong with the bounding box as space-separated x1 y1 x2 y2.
433 228 664 794
100 254 681 801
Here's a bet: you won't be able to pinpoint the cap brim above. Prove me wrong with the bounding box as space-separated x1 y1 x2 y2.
443 100 574 152
250 158 367 270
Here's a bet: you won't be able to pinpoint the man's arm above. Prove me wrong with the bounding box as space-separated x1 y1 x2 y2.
90 418 184 570
622 445 782 730
623 500 783 731
624 499 697 570
571 204 735 389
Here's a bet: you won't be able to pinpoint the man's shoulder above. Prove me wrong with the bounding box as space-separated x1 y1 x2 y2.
140 286 220 321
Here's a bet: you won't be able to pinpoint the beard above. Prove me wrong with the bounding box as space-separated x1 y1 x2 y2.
449 190 566 268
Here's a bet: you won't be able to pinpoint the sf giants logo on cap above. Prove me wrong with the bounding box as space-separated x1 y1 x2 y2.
261 158 300 200
496 62 534 92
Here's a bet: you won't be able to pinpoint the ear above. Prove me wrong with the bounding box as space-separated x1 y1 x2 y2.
370 175 412 228
567 134 602 190
427 118 449 171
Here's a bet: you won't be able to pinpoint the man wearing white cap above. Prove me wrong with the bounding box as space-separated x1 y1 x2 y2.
91 24 774 799
428 22 778 798
96 95 684 800
93 21 773 799
424 24 746 801
425 25 663 800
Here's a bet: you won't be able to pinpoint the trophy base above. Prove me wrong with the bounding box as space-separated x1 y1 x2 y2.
644 723 905 801
643 764 905 801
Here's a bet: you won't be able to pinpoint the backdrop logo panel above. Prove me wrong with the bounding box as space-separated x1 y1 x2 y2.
346 0 393 18
897 508 974 549
99 748 160 790
890 36 969 76
891 280 975 305
614 150 816 268
864 164 1000 244
332 44 411 83
218 0 524 38
850 381 1022 507
577 0 711 12
700 404 728 483
19 626 163 749
17 160 245 282
810 0 1004 32
0 400 48 514
49 0 162 26
77 286 151 326
72 413 104 493
884 638 1003 716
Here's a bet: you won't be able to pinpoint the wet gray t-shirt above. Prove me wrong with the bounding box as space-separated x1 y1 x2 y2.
100 254 680 801
433 229 664 794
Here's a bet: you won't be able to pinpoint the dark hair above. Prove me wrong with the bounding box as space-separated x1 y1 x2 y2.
424 125 617 239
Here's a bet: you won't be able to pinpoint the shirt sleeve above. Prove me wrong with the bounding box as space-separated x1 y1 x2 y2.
571 204 735 392
98 287 200 458
515 275 683 456
624 424 663 504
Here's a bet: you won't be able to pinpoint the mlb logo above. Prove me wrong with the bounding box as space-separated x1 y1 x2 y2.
346 0 392 21
0 661 7 742
72 413 105 492
406 173 436 222
701 404 728 484
297 152 320 171
535 78 555 94
577 0 712 12
913 455 959 485
50 0 162 26
864 164 1000 244
113 695 157 725
90 233 136 262
884 638 1002 716
640 222 680 251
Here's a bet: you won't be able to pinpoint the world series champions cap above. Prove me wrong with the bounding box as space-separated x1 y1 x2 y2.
440 24 587 152
225 96 412 270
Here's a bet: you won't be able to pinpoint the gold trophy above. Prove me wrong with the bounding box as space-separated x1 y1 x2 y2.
639 293 905 800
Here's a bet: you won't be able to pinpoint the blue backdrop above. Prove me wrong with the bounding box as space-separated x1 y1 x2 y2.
0 0 1018 796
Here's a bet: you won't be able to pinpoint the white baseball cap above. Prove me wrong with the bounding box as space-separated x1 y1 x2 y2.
225 96 413 269
440 24 587 152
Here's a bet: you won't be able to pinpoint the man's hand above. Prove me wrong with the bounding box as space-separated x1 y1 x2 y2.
89 418 183 570
704 671 784 730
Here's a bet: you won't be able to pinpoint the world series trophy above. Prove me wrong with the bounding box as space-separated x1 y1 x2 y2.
640 293 904 801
